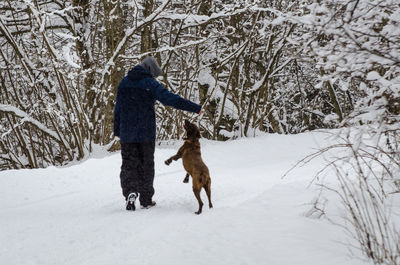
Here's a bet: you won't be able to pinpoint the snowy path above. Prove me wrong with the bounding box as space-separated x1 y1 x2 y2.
0 132 370 265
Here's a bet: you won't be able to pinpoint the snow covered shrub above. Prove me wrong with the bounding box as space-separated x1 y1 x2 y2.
289 128 400 264
329 130 399 265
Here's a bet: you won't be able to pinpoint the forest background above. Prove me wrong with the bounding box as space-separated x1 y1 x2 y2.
0 0 398 169
1 1 400 264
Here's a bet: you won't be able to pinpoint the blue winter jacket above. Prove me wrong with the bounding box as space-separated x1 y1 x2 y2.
113 65 201 143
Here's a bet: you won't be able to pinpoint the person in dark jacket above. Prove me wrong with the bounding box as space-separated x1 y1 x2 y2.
114 56 202 211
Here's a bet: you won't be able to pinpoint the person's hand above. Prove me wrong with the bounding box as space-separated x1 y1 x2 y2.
199 109 203 115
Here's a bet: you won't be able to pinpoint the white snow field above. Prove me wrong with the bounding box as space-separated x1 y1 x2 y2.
0 131 370 265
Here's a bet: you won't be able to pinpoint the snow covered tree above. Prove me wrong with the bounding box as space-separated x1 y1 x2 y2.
0 0 171 168
1 0 398 178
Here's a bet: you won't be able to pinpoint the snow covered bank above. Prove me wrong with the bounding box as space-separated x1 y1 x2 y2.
0 131 370 265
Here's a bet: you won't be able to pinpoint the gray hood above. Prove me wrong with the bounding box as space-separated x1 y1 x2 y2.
141 56 162 77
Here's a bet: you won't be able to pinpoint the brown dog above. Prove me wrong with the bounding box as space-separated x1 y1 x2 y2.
164 120 213 214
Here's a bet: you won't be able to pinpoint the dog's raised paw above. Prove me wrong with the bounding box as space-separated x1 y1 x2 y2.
164 159 171 165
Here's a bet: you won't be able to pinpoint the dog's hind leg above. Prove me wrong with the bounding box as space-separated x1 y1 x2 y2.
204 180 213 209
193 186 203 215
183 173 189 183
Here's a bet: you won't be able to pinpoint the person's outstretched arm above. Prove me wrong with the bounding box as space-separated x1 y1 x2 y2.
146 78 201 114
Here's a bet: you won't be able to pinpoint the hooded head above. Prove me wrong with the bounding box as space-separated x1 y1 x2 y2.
141 56 162 77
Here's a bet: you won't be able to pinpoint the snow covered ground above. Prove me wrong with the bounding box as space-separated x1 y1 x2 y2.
0 131 371 265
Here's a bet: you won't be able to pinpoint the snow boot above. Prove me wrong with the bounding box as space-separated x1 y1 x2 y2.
126 192 138 211
141 201 156 209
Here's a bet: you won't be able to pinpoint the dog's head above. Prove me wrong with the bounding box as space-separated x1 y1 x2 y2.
183 120 201 140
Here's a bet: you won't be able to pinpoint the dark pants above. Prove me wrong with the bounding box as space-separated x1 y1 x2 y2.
120 142 155 206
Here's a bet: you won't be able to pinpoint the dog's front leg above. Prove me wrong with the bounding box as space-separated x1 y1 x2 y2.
164 145 185 165
164 153 181 165
164 155 177 165
183 173 190 183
